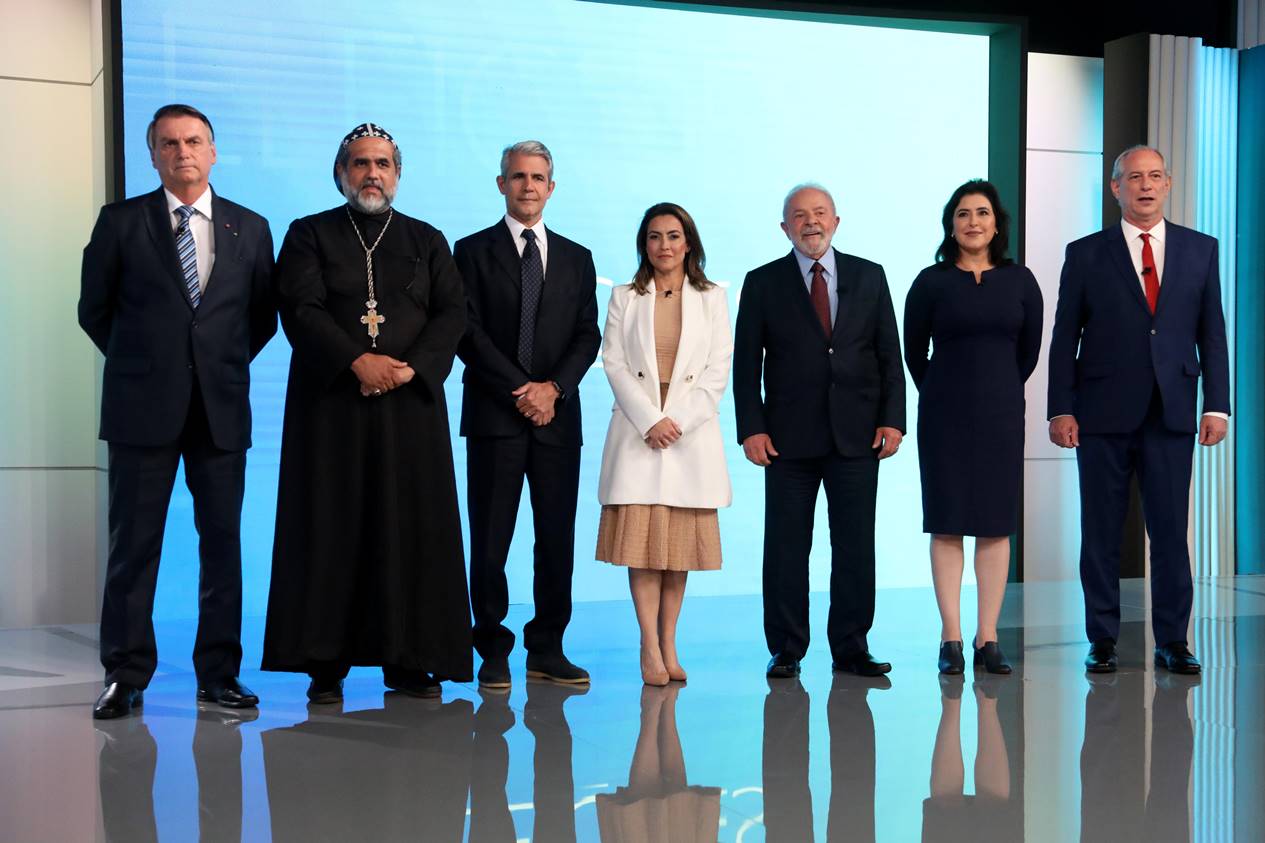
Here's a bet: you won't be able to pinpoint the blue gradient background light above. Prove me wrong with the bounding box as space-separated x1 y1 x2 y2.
121 0 989 621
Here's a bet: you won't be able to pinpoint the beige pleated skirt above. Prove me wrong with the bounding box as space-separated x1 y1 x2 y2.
595 504 722 571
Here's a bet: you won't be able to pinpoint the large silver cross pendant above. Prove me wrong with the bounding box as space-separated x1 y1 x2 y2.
361 299 385 347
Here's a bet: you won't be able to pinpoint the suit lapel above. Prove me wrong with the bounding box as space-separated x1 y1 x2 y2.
201 191 240 305
830 249 851 344
639 281 661 386
143 188 195 310
1106 224 1151 314
490 220 521 289
1154 221 1184 317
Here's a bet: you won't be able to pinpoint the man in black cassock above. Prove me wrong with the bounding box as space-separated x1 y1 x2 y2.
261 123 471 702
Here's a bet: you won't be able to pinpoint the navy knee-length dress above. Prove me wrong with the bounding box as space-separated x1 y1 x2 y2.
903 262 1043 537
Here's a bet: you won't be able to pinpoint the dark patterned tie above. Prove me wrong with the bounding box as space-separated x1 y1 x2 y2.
175 205 201 308
518 228 544 370
1140 232 1159 314
810 261 831 336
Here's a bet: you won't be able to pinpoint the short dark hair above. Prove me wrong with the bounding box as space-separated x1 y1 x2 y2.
935 179 1012 267
146 104 215 152
631 203 713 295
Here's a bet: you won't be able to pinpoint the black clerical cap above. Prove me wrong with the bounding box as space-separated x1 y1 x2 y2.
334 123 399 190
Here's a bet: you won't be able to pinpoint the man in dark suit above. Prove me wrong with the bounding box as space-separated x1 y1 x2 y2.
734 184 905 679
79 104 276 718
1048 145 1230 675
454 140 601 689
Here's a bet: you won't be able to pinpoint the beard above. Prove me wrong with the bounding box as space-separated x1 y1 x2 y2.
340 173 395 214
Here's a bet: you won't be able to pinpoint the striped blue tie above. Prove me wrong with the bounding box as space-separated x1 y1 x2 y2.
174 205 201 308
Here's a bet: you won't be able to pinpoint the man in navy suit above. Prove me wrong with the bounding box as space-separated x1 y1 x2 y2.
1048 145 1230 675
734 184 905 679
79 104 277 717
454 141 601 690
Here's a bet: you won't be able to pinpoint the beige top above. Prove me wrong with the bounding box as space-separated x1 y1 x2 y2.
653 286 683 404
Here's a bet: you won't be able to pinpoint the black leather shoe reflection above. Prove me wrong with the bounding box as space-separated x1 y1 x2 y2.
261 693 473 842
96 717 158 843
595 684 721 843
922 673 1021 842
193 704 252 841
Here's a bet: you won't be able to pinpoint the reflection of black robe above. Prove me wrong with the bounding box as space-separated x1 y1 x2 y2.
262 205 472 681
262 696 473 841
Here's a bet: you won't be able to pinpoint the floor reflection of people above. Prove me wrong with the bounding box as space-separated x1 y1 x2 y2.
922 676 1021 842
193 706 255 842
97 717 158 843
596 684 720 842
261 693 472 842
1080 672 1198 843
761 674 886 842
470 689 516 842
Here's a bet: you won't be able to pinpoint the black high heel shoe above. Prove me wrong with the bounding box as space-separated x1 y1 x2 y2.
973 640 1012 675
938 640 965 675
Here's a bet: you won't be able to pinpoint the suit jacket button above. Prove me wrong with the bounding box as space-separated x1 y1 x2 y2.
685 375 694 382
1150 329 1157 335
828 347 834 354
637 372 644 379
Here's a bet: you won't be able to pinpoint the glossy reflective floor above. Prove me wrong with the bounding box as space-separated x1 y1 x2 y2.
3 576 1264 842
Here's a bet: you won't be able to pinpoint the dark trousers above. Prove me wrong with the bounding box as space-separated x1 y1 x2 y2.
1077 389 1195 646
101 385 245 688
763 452 879 662
467 433 581 659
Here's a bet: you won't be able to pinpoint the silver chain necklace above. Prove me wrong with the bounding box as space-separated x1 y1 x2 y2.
346 205 394 348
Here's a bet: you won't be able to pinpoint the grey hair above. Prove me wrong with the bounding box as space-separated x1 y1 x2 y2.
500 140 554 181
1110 145 1170 182
332 141 402 191
782 182 836 219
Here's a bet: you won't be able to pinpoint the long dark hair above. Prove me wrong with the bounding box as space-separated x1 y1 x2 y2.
935 179 1012 267
631 202 714 295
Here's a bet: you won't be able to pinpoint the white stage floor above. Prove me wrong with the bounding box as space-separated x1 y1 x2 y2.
2 576 1263 841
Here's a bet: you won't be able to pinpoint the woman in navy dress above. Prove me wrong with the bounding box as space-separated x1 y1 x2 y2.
904 180 1042 675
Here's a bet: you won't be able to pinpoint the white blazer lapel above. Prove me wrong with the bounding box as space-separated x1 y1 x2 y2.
638 281 661 389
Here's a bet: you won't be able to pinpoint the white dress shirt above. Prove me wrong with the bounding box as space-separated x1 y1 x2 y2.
164 187 215 294
1120 217 1166 292
791 247 838 327
503 214 549 275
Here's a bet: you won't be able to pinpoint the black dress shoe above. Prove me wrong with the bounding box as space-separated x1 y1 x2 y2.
832 651 892 677
478 656 511 690
196 677 259 708
938 641 965 675
1155 642 1201 674
383 668 442 699
765 653 801 679
525 652 591 685
973 641 1012 675
1085 639 1118 673
306 677 344 704
93 682 143 720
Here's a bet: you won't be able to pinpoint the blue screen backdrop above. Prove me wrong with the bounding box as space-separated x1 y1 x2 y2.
121 0 989 621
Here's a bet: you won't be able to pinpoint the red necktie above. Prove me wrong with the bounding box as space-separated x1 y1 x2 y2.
810 261 832 336
1140 232 1159 314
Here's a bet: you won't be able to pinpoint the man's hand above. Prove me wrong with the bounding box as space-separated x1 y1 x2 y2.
872 427 902 460
361 361 415 397
513 381 560 426
645 418 683 450
1199 414 1228 446
1049 415 1080 448
352 353 405 396
742 433 779 466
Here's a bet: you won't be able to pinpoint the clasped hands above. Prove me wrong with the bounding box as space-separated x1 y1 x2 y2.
352 352 414 397
514 381 560 427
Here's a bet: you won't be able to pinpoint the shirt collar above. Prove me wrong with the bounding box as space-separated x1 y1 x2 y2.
1121 217 1165 245
792 246 837 280
503 213 546 243
164 186 213 220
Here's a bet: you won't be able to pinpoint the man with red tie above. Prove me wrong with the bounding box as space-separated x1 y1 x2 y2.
1048 145 1230 675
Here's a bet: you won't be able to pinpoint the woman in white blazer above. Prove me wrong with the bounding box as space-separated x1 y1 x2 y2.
596 203 733 686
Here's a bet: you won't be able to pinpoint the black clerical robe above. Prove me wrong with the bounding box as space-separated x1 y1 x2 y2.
262 205 472 681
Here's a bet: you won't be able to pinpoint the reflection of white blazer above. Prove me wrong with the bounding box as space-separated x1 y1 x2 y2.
597 280 733 508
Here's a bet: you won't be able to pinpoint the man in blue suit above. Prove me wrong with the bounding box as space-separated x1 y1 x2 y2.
79 104 277 717
1048 145 1229 675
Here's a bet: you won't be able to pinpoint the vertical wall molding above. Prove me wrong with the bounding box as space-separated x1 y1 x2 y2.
1240 0 1265 50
